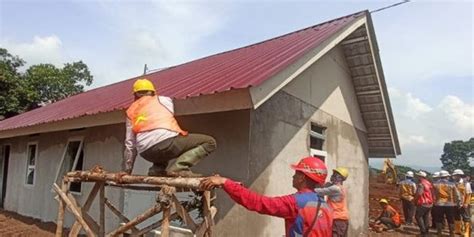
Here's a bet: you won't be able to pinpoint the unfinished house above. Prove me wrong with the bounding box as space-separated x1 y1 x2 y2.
0 11 400 236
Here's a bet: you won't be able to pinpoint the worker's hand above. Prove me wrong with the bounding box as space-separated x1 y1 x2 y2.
200 175 228 190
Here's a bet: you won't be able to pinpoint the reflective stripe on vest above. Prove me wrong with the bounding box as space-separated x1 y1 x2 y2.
327 185 349 220
433 179 457 206
417 179 434 206
126 95 187 135
399 179 416 201
289 192 333 237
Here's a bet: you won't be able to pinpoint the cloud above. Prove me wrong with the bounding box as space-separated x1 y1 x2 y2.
87 1 232 87
389 87 473 166
0 35 65 68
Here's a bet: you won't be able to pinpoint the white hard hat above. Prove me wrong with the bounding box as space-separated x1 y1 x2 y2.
440 170 450 177
432 172 440 178
452 169 465 176
415 171 427 178
406 171 414 178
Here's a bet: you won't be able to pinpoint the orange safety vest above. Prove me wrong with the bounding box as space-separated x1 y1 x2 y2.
126 95 188 135
386 205 401 226
327 185 349 220
399 179 416 201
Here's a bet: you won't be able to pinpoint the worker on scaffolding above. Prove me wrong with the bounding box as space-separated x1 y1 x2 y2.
200 157 333 237
123 79 217 177
314 167 350 237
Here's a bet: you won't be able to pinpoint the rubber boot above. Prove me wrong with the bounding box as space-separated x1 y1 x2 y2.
148 162 168 176
454 220 463 235
448 224 455 237
463 222 471 237
167 145 208 176
436 223 443 237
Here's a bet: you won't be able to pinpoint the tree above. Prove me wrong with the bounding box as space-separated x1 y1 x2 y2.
440 138 474 174
0 48 93 118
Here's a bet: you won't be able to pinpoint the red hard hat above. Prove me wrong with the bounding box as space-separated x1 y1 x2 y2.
291 157 328 184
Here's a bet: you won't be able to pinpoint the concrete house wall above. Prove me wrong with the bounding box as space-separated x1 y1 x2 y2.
214 45 369 236
0 124 124 232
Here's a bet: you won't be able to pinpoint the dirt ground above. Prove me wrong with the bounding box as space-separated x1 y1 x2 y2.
0 209 56 236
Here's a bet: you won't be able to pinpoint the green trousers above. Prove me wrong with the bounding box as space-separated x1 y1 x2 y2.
140 133 217 172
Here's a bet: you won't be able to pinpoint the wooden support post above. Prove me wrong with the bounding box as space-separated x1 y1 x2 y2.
53 184 95 237
99 182 105 237
69 182 102 236
132 212 180 236
55 180 68 237
106 204 161 237
104 198 139 233
160 206 171 237
171 194 197 231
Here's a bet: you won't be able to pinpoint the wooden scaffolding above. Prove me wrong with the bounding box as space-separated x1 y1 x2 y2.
54 167 216 237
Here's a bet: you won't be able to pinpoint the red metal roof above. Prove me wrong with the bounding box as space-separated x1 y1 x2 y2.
0 11 365 132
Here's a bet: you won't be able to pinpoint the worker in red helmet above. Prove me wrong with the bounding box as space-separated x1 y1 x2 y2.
200 157 333 237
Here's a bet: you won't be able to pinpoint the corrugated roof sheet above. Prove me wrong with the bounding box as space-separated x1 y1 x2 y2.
0 11 365 132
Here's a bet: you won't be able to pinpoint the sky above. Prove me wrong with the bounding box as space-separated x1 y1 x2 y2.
0 0 472 169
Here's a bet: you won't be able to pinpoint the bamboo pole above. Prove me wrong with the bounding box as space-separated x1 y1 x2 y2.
99 183 105 237
52 184 95 237
55 180 68 237
104 198 139 233
70 182 102 236
66 171 203 189
106 204 162 237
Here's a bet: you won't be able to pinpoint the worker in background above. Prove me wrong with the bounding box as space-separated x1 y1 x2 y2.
430 171 441 230
398 171 417 225
433 170 460 237
452 169 472 237
414 171 434 237
200 157 333 237
374 199 401 232
123 79 217 177
314 167 349 237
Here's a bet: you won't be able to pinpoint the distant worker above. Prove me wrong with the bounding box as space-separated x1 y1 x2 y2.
200 157 333 237
414 171 434 237
374 199 401 232
314 167 350 237
430 171 441 230
123 79 217 177
433 170 460 237
398 171 417 225
452 169 472 237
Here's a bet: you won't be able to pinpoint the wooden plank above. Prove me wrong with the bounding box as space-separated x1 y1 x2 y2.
99 183 105 237
55 180 67 237
106 204 162 237
69 182 102 236
171 194 197 231
104 198 140 233
53 183 95 237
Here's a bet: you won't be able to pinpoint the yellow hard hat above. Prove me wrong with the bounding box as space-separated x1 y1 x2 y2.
379 198 389 204
133 79 155 93
333 167 349 179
